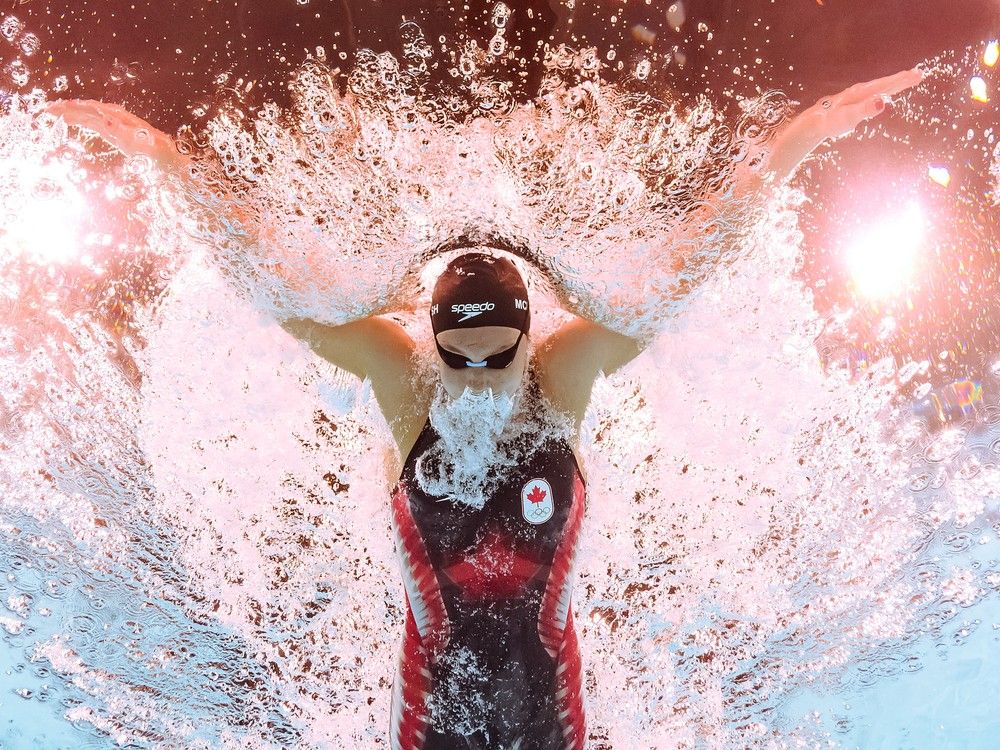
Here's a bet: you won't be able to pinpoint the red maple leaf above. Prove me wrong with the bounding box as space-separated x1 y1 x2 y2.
527 485 547 504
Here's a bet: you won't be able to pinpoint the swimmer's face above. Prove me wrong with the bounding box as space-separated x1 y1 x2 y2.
434 325 528 399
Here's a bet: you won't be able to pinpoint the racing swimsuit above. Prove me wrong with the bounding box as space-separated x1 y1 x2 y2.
389 417 587 750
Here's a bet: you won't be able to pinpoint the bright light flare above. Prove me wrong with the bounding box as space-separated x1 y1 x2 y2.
0 157 86 266
970 76 989 103
845 203 925 301
984 40 999 68
927 165 951 187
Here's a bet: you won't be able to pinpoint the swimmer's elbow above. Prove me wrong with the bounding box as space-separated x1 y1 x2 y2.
601 333 643 375
279 317 326 351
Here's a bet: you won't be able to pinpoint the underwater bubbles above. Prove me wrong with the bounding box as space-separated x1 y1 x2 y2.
0 10 998 750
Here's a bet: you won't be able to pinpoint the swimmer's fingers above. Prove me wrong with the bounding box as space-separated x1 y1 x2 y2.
763 68 923 181
814 96 887 139
810 67 924 138
838 67 924 104
46 99 140 138
46 98 187 173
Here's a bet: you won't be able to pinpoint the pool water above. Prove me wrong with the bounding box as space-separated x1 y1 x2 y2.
2 5 999 749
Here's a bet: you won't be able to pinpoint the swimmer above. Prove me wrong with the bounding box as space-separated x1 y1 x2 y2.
47 65 923 749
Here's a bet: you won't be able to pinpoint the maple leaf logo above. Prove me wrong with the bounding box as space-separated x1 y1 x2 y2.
527 485 547 504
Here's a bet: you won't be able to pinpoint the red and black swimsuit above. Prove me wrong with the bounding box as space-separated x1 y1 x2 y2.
389 416 587 750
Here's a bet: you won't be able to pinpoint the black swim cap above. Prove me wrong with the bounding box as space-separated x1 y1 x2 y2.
430 252 530 335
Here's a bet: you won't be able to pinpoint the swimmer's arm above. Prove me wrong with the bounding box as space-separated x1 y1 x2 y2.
277 260 430 446
532 260 642 425
749 67 924 188
673 67 925 251
43 100 265 284
497 246 644 420
44 101 423 311
533 64 923 420
274 262 423 358
45 101 427 429
43 100 274 265
653 68 926 303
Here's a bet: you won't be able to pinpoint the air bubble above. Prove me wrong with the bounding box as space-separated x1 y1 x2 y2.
19 32 39 56
492 2 511 28
666 3 686 29
1 15 24 42
5 58 29 87
458 55 476 77
489 33 506 57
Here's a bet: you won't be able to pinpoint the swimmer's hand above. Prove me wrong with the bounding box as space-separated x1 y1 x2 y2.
765 67 925 182
45 99 191 176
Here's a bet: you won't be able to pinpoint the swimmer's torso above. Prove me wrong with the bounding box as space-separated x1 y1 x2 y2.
390 415 586 750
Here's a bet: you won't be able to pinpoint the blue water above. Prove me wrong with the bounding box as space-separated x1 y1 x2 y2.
779 553 1000 750
5 599 998 749
770 417 1000 749
4 479 999 749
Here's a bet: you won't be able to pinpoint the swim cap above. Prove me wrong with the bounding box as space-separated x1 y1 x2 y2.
430 252 530 335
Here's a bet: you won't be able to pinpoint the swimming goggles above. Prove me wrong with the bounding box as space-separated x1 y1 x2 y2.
435 330 525 369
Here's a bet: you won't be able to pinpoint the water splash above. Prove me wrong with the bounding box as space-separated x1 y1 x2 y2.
0 24 998 750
